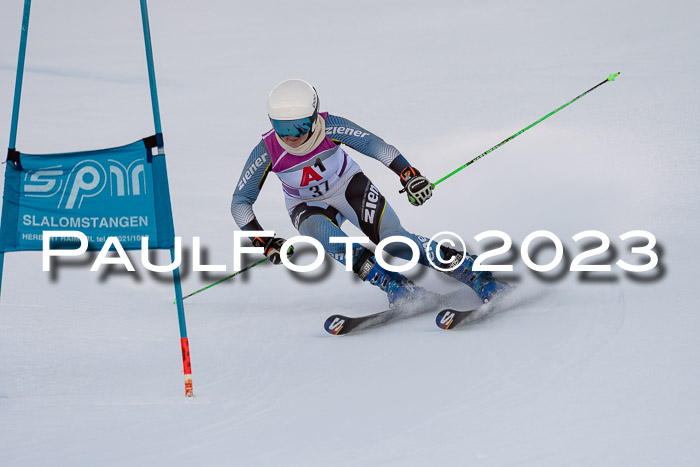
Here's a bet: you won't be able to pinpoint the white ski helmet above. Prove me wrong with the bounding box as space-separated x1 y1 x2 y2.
267 79 320 137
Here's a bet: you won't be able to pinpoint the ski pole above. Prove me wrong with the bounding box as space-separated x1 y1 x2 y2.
431 72 620 188
176 257 268 302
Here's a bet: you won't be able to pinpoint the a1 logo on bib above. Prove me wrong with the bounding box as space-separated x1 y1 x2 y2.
300 166 323 187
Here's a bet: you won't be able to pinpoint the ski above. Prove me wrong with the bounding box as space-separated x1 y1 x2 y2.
324 308 401 335
435 308 480 330
324 290 484 335
437 283 518 329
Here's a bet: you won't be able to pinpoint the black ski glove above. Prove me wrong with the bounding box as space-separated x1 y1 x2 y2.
399 166 433 206
252 236 294 265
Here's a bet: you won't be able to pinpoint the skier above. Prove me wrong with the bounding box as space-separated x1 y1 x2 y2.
231 78 511 307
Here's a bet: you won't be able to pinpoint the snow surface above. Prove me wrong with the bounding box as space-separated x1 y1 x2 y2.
1 0 699 465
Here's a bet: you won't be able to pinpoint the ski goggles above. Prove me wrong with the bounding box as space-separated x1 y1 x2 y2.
270 116 314 137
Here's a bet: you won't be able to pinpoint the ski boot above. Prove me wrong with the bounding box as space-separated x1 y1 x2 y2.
354 249 426 308
440 247 514 303
471 272 513 303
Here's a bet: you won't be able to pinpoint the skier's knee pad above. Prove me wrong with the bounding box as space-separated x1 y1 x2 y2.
290 202 342 231
289 204 347 258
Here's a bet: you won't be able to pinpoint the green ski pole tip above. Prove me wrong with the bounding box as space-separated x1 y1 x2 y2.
607 72 620 81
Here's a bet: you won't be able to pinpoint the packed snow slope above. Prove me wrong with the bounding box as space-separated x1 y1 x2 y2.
1 1 699 465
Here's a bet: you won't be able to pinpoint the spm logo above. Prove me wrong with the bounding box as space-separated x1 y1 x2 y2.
1 137 162 252
24 159 146 210
108 159 146 197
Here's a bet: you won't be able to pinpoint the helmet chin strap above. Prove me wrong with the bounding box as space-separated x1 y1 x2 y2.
308 116 319 138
